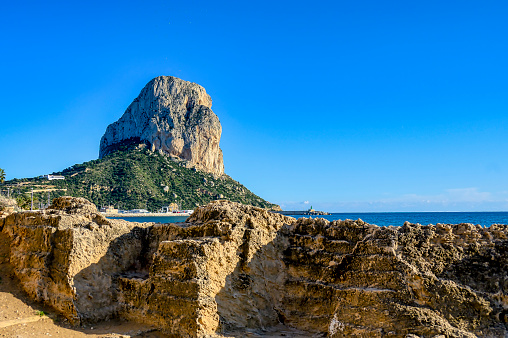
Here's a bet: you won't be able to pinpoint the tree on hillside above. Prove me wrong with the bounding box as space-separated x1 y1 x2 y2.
16 194 31 210
0 168 5 183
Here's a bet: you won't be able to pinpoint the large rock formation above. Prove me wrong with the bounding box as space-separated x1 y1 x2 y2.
0 197 153 324
99 76 224 176
1 197 508 337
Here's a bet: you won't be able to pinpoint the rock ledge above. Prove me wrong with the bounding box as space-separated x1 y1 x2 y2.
1 197 507 337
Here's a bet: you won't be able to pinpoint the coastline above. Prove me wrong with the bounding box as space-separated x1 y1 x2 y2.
4 197 508 336
100 211 508 227
274 210 330 216
102 212 191 218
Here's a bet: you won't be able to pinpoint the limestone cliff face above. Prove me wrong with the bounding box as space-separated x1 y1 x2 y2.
2 197 508 337
99 76 224 175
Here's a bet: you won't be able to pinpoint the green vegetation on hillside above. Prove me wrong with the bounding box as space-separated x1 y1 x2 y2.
0 149 278 211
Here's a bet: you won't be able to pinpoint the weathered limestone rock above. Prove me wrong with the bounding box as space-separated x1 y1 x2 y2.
119 201 295 336
0 195 17 214
99 76 224 175
279 219 506 337
2 197 508 337
1 197 153 324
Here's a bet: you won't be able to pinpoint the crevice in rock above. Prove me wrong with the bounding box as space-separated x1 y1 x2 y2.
3 198 508 337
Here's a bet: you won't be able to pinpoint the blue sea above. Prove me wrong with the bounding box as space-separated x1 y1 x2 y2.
301 212 508 227
108 212 508 227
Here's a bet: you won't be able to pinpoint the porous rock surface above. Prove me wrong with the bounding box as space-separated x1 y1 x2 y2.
0 195 17 214
0 197 153 324
99 76 224 176
1 197 508 337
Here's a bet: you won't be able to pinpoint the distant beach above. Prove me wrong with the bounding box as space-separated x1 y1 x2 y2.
106 214 189 223
103 212 191 217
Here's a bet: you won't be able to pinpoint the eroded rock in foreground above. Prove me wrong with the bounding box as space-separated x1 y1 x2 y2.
1 197 507 337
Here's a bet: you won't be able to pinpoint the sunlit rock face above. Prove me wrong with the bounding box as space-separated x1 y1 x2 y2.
2 197 508 337
1 197 151 324
99 76 224 176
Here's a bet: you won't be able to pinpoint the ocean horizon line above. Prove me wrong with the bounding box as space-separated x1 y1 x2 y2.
326 210 508 214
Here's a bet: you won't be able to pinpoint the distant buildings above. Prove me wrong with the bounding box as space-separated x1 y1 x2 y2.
100 206 118 214
99 205 194 215
129 209 150 214
43 175 65 181
161 203 179 213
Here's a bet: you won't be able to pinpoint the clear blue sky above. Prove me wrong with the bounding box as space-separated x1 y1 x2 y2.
1 0 507 212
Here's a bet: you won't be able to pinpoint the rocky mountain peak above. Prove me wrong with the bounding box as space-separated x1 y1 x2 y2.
99 76 224 175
